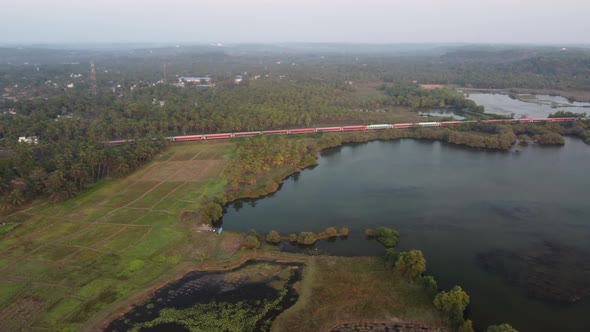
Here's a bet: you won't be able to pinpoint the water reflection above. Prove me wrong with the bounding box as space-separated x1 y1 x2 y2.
222 138 590 332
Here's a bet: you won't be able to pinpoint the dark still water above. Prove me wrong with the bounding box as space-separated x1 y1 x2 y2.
222 138 590 332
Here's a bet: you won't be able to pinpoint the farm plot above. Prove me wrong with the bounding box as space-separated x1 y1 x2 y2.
0 141 233 331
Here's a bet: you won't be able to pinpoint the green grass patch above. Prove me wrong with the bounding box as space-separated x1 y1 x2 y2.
67 288 126 324
133 210 178 226
169 150 200 161
24 284 68 309
59 265 108 288
41 298 82 326
0 282 26 308
151 181 209 211
0 223 21 237
154 150 176 161
3 260 52 279
193 149 229 160
27 201 83 219
66 249 105 268
1 238 43 258
121 226 186 260
99 226 150 252
101 209 150 224
65 207 115 223
127 181 183 209
77 278 116 299
30 221 87 244
102 181 160 208
0 238 18 252
64 224 122 247
1 212 34 224
0 141 235 329
30 244 78 261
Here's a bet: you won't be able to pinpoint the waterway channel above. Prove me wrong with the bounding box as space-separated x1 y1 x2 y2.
222 137 590 332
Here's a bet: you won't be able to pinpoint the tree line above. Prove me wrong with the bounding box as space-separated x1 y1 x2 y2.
0 111 166 212
380 84 485 112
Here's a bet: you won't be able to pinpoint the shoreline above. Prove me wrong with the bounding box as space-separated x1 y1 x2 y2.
92 126 588 331
457 87 590 102
91 251 309 331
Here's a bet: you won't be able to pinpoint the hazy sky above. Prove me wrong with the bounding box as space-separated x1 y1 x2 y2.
1 0 588 44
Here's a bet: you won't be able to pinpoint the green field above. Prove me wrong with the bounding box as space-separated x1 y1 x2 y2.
0 141 235 331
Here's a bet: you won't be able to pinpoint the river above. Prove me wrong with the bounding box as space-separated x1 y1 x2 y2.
222 137 590 332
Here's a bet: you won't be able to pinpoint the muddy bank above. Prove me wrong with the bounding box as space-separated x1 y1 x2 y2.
104 261 304 331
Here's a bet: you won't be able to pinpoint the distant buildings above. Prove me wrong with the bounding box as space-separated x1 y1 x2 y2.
177 76 213 88
179 76 211 84
18 136 38 144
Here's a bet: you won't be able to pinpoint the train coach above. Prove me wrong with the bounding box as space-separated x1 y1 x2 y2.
125 117 582 146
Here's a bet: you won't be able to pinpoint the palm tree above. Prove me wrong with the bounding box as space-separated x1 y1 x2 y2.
8 189 25 207
70 163 87 191
114 157 130 177
0 198 14 213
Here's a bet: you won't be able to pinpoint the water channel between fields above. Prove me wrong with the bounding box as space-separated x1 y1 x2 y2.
221 137 590 332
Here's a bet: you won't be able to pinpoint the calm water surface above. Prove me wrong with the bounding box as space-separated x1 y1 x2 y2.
467 93 590 118
222 138 590 332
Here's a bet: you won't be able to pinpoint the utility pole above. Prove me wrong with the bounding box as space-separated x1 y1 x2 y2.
90 61 98 97
163 63 168 83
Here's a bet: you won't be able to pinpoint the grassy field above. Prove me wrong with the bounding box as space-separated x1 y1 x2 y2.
0 141 239 332
273 256 446 332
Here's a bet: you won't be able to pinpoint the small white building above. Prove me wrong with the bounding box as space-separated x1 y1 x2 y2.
18 136 38 144
179 76 211 84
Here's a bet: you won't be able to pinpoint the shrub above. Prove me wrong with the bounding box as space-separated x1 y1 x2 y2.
242 235 260 249
200 202 223 224
458 320 474 332
434 285 470 327
248 229 263 241
288 234 298 242
339 227 349 236
365 229 376 237
486 324 519 332
325 227 338 237
297 232 317 245
384 248 399 269
396 250 426 282
422 275 438 295
266 230 281 244
376 226 400 248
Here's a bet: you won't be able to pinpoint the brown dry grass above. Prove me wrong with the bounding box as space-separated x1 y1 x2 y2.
272 256 446 332
136 159 227 182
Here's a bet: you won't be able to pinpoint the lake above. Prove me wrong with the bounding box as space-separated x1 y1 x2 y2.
222 137 590 332
466 93 590 118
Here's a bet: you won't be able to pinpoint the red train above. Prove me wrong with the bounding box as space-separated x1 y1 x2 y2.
110 118 579 144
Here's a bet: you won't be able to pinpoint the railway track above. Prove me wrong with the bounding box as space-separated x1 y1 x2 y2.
108 117 578 145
